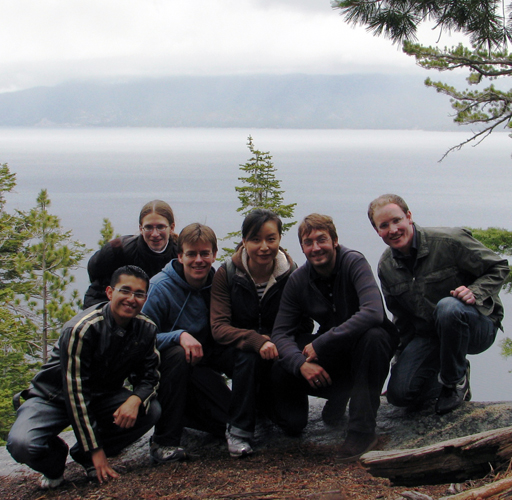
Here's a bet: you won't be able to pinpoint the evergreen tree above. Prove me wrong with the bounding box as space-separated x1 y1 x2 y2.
222 136 296 257
0 164 39 442
97 217 120 248
333 1 512 158
469 226 512 363
15 189 90 363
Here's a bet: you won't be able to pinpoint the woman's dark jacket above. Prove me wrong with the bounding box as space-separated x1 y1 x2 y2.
211 246 310 353
83 234 177 308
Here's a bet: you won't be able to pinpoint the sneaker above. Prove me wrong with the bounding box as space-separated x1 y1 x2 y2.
337 431 378 463
321 398 348 427
39 474 64 489
435 362 471 415
150 442 188 464
225 428 253 458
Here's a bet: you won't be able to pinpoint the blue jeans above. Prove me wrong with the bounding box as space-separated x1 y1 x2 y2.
387 297 497 407
7 388 161 479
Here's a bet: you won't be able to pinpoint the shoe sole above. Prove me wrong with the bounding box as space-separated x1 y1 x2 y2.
229 448 254 458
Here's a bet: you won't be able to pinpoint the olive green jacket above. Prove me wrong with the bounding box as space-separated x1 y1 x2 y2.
378 224 509 346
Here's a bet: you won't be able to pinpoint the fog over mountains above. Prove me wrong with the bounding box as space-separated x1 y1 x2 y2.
0 74 465 130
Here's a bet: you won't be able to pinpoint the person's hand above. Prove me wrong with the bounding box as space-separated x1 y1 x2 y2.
113 395 141 429
91 448 119 484
180 332 203 365
451 286 476 305
302 343 318 363
299 361 332 389
259 341 279 360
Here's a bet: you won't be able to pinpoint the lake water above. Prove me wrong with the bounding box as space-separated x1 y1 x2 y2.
1 127 511 401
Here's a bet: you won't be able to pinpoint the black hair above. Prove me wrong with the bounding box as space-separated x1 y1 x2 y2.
110 265 150 291
241 209 283 241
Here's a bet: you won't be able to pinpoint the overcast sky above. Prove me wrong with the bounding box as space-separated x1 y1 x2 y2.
1 0 466 92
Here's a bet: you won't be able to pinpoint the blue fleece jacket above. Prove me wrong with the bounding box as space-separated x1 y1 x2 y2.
142 259 214 352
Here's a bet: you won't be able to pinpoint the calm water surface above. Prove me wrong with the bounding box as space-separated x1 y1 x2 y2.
1 127 511 401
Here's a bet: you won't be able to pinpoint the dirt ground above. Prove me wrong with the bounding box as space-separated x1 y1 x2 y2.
0 441 492 500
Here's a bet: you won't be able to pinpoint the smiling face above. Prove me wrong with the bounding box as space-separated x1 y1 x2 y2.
243 220 281 269
140 212 175 252
106 274 148 328
178 240 217 289
372 203 414 255
301 228 338 276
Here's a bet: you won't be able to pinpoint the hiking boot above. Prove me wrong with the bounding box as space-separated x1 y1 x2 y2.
435 362 471 415
150 442 188 464
321 398 348 427
39 474 64 489
337 431 378 463
225 428 253 458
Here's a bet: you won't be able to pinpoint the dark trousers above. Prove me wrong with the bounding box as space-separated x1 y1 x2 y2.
7 388 161 479
272 326 397 436
387 297 497 407
154 343 263 446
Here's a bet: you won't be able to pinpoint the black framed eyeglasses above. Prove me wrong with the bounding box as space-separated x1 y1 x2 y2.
113 288 147 300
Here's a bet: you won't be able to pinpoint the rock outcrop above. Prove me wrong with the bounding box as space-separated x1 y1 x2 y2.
2 397 511 480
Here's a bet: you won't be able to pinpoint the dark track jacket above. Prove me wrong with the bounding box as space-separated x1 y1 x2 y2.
84 234 178 308
24 303 160 453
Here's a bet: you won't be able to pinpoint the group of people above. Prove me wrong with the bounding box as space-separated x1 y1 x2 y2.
7 195 509 490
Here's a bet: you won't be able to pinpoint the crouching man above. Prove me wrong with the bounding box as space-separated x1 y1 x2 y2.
7 265 161 489
368 194 509 414
271 214 398 462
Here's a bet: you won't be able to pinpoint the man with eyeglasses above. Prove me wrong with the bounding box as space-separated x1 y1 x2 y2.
83 200 177 308
7 266 161 489
271 214 398 462
143 223 242 463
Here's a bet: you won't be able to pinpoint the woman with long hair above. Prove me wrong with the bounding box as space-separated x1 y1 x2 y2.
211 208 301 457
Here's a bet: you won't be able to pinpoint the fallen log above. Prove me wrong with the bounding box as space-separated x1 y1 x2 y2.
438 476 512 499
360 426 512 486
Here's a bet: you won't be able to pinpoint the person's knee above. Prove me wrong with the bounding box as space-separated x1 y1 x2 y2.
145 399 162 426
7 430 44 465
160 346 189 377
385 381 408 407
357 327 396 360
435 296 466 323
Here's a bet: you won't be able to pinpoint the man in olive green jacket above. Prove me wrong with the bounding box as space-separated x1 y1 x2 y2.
368 194 509 415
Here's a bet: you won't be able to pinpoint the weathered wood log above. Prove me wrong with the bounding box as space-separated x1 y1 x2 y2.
360 426 512 486
438 476 512 499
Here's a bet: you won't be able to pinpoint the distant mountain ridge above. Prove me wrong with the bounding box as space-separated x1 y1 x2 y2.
0 74 463 130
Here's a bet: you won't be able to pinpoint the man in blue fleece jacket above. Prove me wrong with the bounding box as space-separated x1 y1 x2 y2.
143 223 258 462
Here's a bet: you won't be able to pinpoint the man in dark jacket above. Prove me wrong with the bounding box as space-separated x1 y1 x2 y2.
368 194 509 415
142 224 251 462
271 214 398 462
7 266 161 489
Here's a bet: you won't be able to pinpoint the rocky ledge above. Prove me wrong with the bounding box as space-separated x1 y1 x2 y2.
2 397 511 479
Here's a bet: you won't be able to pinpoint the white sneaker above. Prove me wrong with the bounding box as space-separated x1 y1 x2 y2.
39 474 64 489
225 429 253 458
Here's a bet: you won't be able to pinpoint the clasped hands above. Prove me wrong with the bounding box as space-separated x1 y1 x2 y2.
300 343 332 389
